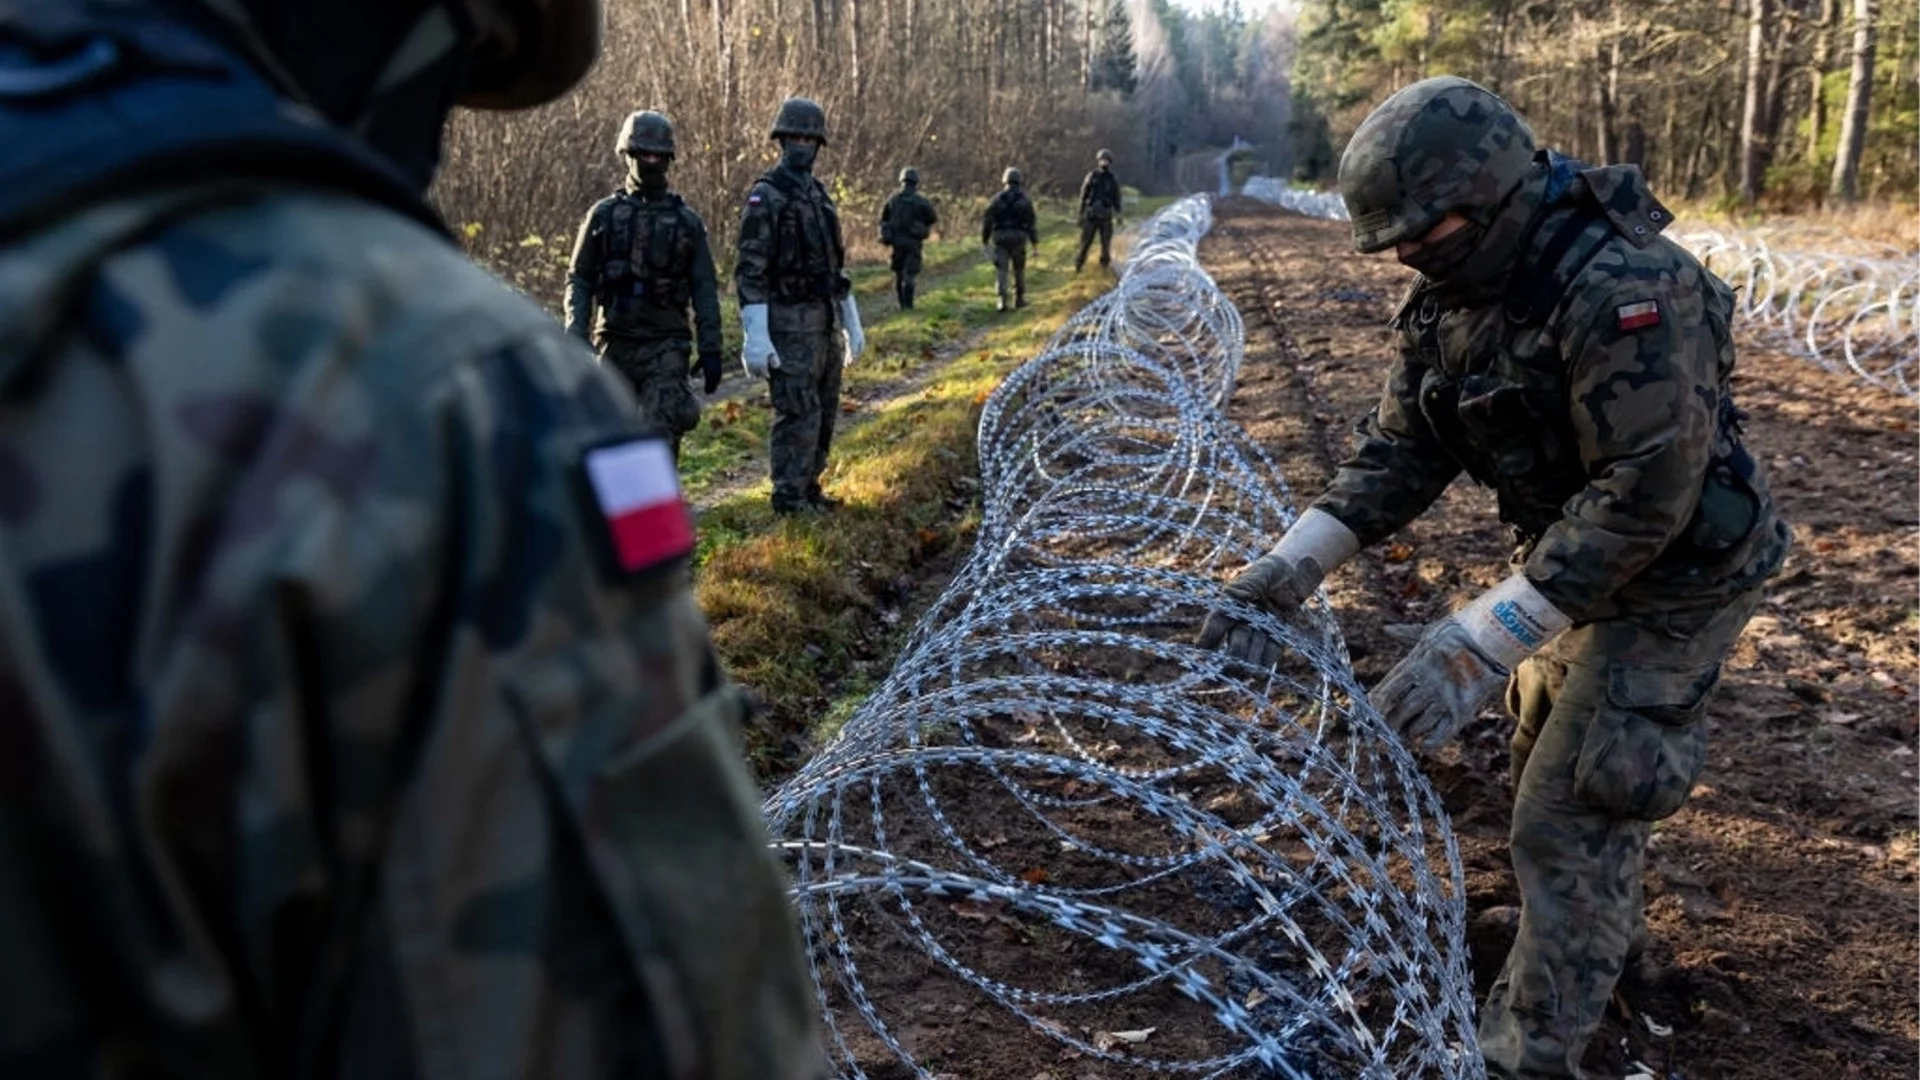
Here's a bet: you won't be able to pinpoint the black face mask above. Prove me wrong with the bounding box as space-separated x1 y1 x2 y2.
628 158 670 193
1399 220 1487 281
780 138 819 172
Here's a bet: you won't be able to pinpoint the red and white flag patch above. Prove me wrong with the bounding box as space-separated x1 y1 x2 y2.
583 439 694 573
1616 299 1662 331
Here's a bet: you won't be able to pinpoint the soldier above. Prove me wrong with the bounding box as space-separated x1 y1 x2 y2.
1196 76 1789 1078
879 166 939 310
734 97 865 516
566 109 725 465
1075 148 1124 272
0 2 823 1078
981 167 1040 312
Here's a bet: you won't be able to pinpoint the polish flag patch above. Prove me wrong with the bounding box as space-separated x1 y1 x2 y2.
582 439 694 574
1616 299 1662 331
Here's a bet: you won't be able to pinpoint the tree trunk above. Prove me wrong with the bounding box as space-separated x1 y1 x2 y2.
848 0 865 97
1596 42 1621 163
1738 0 1770 202
1829 0 1877 200
1807 0 1836 160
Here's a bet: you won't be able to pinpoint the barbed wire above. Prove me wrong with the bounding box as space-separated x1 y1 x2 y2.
1237 178 1920 400
1672 229 1919 398
766 195 1483 1079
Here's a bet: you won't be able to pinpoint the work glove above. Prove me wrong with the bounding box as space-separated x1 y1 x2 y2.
1196 508 1361 668
1371 574 1571 751
838 293 865 365
693 350 724 394
740 303 780 379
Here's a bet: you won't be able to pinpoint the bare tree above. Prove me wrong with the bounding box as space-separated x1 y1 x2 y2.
1829 0 1878 200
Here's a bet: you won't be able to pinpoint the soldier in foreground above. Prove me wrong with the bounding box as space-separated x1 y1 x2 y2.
734 96 864 516
981 167 1040 312
1197 76 1788 1078
566 108 725 465
0 1 821 1076
1075 148 1123 273
880 166 939 310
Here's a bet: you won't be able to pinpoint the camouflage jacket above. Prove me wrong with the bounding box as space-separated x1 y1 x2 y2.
981 188 1038 245
733 164 848 310
0 183 821 1079
879 187 938 247
1079 168 1122 219
1315 158 1790 623
566 184 722 355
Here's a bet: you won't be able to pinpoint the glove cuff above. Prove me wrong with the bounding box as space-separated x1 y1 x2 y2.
1267 508 1361 582
1455 574 1571 670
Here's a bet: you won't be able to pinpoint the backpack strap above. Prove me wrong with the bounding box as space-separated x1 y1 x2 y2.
0 11 442 245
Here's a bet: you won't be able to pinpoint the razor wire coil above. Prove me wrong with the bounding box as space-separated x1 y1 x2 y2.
766 195 1484 1079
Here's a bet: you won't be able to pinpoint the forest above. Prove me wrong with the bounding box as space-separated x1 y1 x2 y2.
434 0 1917 254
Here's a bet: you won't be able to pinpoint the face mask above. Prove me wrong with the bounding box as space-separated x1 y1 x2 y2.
629 158 670 192
781 139 819 172
1399 220 1487 281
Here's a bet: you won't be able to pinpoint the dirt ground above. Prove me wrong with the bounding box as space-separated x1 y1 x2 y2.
1201 197 1920 1079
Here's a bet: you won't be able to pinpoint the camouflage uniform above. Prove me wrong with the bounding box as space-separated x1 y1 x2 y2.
880 169 939 310
735 119 851 513
0 6 820 1078
982 170 1039 311
566 117 723 464
1076 155 1123 272
1320 78 1790 1078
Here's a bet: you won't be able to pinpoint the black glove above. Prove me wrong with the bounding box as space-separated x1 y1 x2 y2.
695 351 723 395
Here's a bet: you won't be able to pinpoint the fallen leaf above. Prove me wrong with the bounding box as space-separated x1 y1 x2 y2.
1244 988 1269 1007
1020 867 1050 885
1383 543 1415 563
841 400 860 414
1092 1028 1155 1051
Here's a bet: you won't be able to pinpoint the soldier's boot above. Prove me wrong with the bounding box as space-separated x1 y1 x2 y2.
806 485 843 511
1015 289 1028 309
903 281 915 309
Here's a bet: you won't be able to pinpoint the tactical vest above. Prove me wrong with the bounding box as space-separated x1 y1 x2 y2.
0 10 439 248
1084 171 1122 217
596 191 699 325
987 190 1032 236
883 191 932 245
1400 192 1767 569
757 168 846 303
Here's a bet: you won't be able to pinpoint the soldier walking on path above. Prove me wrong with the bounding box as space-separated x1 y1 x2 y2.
0 1 823 1077
1196 75 1790 1079
1076 148 1124 273
567 109 725 465
982 167 1039 312
734 96 865 515
880 166 939 310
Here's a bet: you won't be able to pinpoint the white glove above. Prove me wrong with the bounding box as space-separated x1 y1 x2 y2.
740 303 780 379
838 293 865 365
1196 508 1362 667
1371 574 1572 751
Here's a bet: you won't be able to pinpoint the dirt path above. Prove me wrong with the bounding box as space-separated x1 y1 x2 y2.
1201 197 1919 1080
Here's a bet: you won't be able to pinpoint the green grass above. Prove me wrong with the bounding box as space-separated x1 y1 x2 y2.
689 198 1173 773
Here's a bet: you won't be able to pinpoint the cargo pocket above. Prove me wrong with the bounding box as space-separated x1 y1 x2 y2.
767 366 819 419
1572 661 1721 821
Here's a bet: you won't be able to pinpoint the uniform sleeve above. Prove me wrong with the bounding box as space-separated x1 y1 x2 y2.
1521 275 1720 619
1022 197 1038 242
734 184 776 306
923 197 939 229
688 216 723 362
367 329 821 1078
565 203 601 339
980 199 993 244
1311 336 1463 545
1079 172 1094 212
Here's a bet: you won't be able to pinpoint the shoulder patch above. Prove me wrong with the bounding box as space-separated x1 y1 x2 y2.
580 438 694 576
1615 299 1662 331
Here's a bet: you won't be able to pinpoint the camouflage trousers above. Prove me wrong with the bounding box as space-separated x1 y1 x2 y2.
767 320 844 511
1479 585 1765 1078
1076 213 1114 270
601 337 700 462
890 242 923 309
991 239 1028 307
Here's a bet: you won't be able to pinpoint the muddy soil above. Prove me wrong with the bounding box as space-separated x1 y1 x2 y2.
1201 197 1919 1080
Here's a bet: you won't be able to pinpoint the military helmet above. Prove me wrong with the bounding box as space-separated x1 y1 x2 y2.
618 110 676 157
1002 167 1023 186
899 166 920 185
457 0 605 109
1337 75 1537 254
769 96 830 145
1096 148 1114 164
